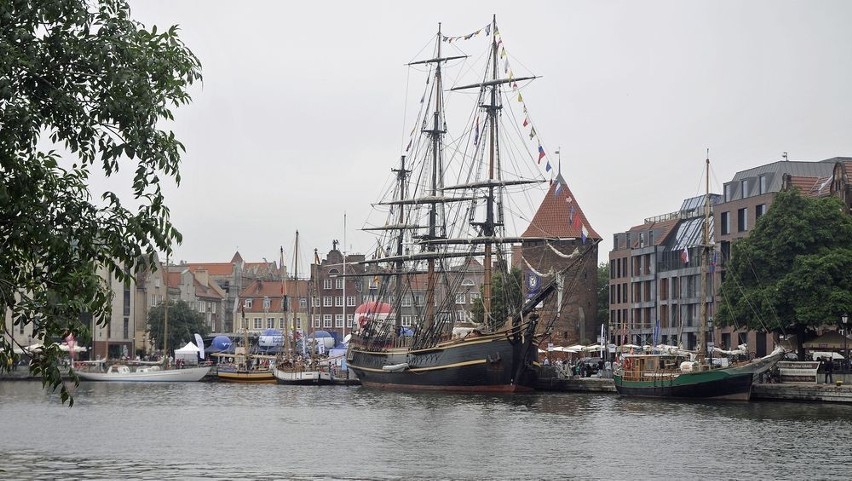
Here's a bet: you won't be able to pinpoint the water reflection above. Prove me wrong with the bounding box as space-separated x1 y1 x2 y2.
1 382 850 480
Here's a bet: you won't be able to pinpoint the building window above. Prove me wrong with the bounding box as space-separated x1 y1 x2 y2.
295 317 302 330
323 296 333 307
469 292 481 303
720 211 730 236
724 184 732 202
313 315 321 329
740 179 748 199
211 303 216 314
401 315 412 327
335 278 344 290
123 318 129 339
254 317 262 329
199 302 206 313
334 296 343 307
756 204 766 220
266 318 274 329
759 175 767 195
347 314 354 329
323 279 332 290
300 298 307 309
244 298 253 309
312 297 320 307
401 296 412 307
737 208 748 232
123 286 131 317
335 314 344 328
456 310 468 322
323 314 332 328
346 296 356 307
415 295 425 306
455 293 466 304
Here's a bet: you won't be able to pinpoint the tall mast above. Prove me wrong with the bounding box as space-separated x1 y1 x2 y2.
697 152 710 364
424 23 446 329
285 241 293 358
482 14 500 323
392 155 409 335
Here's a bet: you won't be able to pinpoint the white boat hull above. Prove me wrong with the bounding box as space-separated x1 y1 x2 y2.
272 367 327 385
76 366 210 382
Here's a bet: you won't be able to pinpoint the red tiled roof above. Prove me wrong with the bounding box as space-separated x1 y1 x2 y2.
194 278 225 300
185 262 234 277
238 279 309 313
522 179 600 240
626 218 680 248
786 175 821 196
165 271 181 289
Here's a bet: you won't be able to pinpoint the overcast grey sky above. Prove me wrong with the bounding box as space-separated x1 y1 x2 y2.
123 1 852 269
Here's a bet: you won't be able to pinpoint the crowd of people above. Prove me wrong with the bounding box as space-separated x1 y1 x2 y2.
542 357 612 379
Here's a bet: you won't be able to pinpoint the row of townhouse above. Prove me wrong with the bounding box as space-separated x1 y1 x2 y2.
609 156 852 357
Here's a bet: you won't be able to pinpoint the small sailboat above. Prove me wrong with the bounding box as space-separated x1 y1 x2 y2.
345 16 596 392
77 261 210 382
612 155 785 400
273 232 329 385
76 361 210 382
217 303 276 383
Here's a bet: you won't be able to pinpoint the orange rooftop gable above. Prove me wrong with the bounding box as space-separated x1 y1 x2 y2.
522 178 600 240
185 262 234 277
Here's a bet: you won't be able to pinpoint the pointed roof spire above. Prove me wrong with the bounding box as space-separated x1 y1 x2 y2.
522 177 600 240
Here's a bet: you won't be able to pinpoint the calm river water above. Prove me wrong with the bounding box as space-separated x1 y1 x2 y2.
1 381 851 480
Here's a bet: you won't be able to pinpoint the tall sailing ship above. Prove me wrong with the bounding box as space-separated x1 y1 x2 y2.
345 17 596 393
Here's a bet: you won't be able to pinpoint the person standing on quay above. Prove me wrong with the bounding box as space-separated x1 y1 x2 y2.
823 357 834 384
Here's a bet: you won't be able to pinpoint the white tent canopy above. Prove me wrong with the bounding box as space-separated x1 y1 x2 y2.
174 342 201 364
175 341 201 353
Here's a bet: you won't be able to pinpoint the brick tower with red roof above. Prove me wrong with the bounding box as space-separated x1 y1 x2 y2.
512 176 600 347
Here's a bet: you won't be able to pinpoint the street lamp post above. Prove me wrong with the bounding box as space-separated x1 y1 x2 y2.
842 313 849 372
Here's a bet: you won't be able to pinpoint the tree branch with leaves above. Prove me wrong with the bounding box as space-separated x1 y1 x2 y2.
0 0 201 405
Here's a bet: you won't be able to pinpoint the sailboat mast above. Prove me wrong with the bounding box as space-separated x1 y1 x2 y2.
393 155 408 334
286 240 294 358
424 23 447 328
482 14 499 322
697 153 710 363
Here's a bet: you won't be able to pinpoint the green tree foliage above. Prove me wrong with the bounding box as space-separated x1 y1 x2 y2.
471 267 523 331
146 300 209 353
716 189 852 357
596 263 609 325
0 1 201 405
